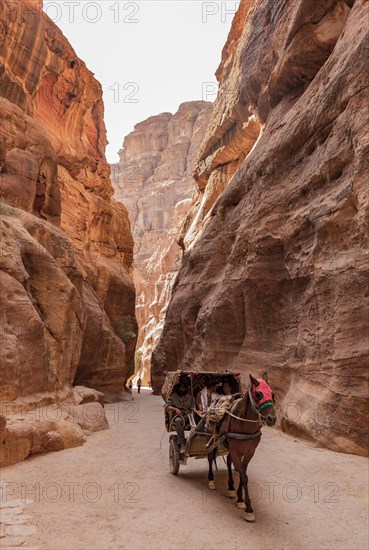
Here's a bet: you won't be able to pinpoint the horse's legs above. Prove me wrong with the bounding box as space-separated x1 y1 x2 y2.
240 457 255 521
240 470 252 513
229 449 246 508
207 450 216 490
227 454 234 491
236 474 244 505
208 452 214 481
233 465 248 510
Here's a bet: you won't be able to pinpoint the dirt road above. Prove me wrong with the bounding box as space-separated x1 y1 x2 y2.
1 390 368 550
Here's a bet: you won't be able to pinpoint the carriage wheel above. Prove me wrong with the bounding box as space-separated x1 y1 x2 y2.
169 438 180 475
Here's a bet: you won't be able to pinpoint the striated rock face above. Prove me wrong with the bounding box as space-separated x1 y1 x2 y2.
0 0 136 464
152 0 369 456
112 102 211 382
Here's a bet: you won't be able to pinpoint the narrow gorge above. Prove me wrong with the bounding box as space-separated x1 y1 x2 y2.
0 0 368 472
0 1 368 548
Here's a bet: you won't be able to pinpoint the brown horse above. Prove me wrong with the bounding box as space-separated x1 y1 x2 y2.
208 372 276 522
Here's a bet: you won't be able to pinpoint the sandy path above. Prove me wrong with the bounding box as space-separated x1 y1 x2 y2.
1 390 368 550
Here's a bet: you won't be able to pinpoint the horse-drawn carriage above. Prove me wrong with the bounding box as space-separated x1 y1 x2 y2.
162 369 276 522
163 370 241 475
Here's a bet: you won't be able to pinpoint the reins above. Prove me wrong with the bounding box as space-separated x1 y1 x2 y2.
225 409 259 423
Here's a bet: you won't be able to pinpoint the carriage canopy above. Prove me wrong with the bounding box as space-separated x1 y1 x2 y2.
162 370 241 400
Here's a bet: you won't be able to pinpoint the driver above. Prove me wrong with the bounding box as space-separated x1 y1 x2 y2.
165 382 194 453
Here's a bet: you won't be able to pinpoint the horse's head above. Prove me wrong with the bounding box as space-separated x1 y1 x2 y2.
249 372 276 426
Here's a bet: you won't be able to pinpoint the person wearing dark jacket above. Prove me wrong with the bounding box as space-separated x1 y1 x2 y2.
165 383 194 452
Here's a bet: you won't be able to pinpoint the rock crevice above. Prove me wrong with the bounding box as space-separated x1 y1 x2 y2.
112 102 211 381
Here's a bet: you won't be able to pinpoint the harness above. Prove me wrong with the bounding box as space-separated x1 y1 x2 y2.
206 386 273 453
206 429 262 453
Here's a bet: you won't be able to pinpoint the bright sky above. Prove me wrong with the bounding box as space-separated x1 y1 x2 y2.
43 1 238 162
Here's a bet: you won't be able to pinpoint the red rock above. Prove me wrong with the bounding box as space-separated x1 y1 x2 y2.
0 409 87 467
0 0 136 465
73 386 105 405
62 403 109 436
43 431 64 452
0 413 7 431
152 0 369 456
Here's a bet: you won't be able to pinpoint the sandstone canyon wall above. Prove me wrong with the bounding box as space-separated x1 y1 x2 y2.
0 0 136 465
112 102 211 382
152 0 369 456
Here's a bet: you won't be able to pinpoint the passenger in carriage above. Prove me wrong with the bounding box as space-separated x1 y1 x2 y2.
196 377 220 413
165 382 194 453
221 377 233 396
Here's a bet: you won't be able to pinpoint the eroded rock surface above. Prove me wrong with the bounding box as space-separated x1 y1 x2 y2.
152 0 369 456
0 0 136 464
112 102 211 381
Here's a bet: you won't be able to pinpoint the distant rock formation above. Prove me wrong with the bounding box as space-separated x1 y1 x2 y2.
112 102 211 382
0 0 136 465
152 0 369 456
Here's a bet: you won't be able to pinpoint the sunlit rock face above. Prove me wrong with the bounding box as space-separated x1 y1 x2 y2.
0 0 136 464
152 0 369 456
112 102 212 383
